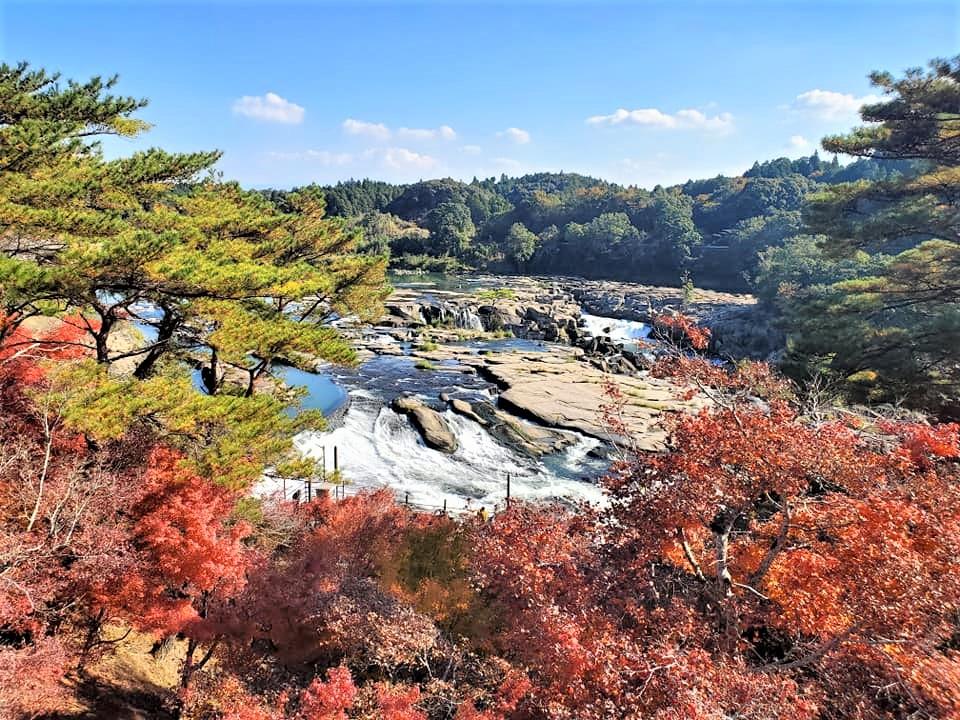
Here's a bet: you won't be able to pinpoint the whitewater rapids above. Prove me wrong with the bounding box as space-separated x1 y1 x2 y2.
286 392 607 511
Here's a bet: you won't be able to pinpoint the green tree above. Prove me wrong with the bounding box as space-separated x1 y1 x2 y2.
424 201 476 256
650 190 702 271
753 235 887 306
0 62 388 484
0 63 386 382
503 221 537 267
793 56 960 406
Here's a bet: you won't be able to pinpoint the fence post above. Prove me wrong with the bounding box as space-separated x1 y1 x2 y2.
306 475 312 502
506 473 511 508
404 491 410 507
334 446 339 471
443 498 447 514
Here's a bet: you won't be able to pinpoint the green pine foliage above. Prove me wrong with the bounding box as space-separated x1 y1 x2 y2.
0 61 388 489
779 57 960 407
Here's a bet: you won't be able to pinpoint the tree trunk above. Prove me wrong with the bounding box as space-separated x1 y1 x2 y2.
94 316 114 364
133 307 179 379
201 348 221 395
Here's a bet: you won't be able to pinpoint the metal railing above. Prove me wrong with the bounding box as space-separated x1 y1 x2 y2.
268 446 514 518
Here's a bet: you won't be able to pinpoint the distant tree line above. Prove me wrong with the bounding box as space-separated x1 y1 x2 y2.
261 154 914 289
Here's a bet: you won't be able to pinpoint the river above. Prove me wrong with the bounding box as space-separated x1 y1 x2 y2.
266 274 653 510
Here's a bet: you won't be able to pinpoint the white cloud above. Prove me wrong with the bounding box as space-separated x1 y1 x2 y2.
342 118 392 141
461 144 482 155
496 127 531 144
267 149 353 165
342 119 457 143
586 107 734 134
791 89 882 121
381 147 438 171
789 134 812 150
232 92 305 124
397 125 457 141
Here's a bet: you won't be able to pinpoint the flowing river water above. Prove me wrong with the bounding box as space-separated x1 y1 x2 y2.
263 276 656 509
274 345 611 510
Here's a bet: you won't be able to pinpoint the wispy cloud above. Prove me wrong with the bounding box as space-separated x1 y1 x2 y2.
342 119 456 143
789 134 812 150
232 92 305 124
586 107 734 134
381 147 438 171
397 125 456 141
789 89 882 121
342 118 392 141
461 144 482 155
496 127 531 144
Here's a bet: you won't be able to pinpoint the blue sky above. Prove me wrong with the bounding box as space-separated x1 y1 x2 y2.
1 1 956 189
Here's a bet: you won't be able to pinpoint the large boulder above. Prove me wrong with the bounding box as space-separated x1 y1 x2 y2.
468 400 575 457
705 306 785 361
392 395 458 453
386 302 426 326
448 397 487 426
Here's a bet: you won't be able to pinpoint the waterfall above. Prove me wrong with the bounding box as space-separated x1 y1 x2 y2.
580 313 651 343
454 306 485 331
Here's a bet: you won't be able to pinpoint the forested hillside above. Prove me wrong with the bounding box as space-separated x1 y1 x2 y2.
264 155 915 289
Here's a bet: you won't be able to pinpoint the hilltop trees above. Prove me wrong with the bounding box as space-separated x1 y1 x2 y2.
424 201 477 258
501 222 537 268
784 56 960 407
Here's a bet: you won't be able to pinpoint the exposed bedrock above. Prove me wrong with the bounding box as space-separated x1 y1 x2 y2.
391 395 458 454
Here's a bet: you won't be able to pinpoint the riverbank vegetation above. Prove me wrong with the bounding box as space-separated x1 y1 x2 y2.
2 56 959 719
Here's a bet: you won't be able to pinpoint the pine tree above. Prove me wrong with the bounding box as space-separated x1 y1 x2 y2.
792 56 960 408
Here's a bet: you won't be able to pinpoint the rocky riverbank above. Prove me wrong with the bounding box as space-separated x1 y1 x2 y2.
321 274 774 459
557 278 783 361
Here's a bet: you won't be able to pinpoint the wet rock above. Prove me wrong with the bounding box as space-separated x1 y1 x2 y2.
447 397 487 426
469 401 575 457
387 302 426 325
391 395 458 454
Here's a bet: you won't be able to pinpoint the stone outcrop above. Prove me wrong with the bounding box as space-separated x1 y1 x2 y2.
703 305 785 361
445 396 576 457
477 347 708 449
383 280 582 342
561 278 755 324
391 395 458 453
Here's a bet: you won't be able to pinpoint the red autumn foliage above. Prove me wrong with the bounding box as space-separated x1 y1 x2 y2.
375 682 426 720
295 666 357 720
650 354 792 401
231 490 442 673
3 315 959 720
471 360 960 718
0 314 95 385
650 311 711 351
0 635 72 719
96 446 252 637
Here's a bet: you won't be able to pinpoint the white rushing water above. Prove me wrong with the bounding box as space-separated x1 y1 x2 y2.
268 391 606 511
453 306 485 331
580 313 651 345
